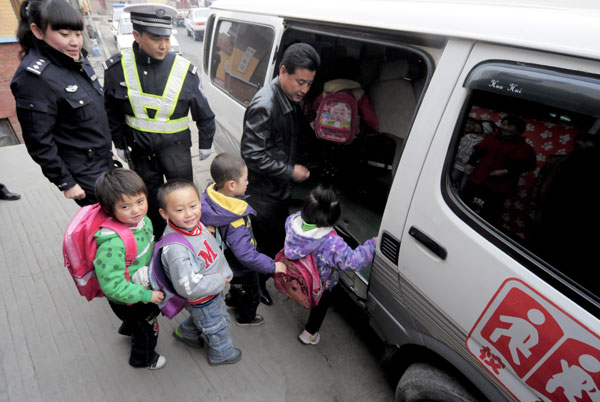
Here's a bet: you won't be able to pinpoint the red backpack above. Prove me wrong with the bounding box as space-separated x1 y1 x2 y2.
314 91 359 144
274 250 324 308
63 203 137 301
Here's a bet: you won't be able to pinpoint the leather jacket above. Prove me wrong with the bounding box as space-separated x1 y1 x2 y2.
241 77 299 204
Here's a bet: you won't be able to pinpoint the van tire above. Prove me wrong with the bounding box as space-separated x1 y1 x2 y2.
395 363 478 402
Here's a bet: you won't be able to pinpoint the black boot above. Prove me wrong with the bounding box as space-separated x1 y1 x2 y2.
117 322 132 336
0 184 20 201
259 274 273 306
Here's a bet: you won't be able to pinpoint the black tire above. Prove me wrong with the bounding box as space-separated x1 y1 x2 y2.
194 31 203 41
395 362 479 402
187 29 191 37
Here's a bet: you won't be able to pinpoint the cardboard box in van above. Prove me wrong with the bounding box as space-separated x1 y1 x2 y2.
200 1 600 401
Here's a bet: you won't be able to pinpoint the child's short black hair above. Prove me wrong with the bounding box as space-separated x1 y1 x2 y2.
94 168 147 215
157 179 200 210
301 184 341 227
502 115 526 134
210 152 246 189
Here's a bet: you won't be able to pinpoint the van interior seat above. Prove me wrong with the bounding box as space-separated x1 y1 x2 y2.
367 59 416 140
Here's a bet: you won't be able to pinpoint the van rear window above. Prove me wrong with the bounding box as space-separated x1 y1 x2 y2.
447 64 600 301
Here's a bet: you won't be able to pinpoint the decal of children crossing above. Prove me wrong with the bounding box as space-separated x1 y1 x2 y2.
466 279 600 402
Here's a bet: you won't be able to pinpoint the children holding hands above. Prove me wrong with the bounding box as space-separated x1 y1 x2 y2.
93 169 166 370
157 179 241 365
90 159 374 372
200 153 286 326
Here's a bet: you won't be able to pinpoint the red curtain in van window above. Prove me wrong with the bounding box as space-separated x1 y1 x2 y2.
468 106 583 242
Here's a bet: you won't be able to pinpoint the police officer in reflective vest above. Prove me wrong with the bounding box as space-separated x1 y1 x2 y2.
103 3 215 235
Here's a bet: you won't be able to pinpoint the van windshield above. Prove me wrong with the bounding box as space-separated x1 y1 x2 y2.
112 8 124 22
119 18 133 35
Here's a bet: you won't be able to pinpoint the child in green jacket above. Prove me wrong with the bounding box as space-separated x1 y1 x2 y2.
93 168 166 369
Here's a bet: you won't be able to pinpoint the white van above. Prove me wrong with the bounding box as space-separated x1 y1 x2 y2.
201 1 600 401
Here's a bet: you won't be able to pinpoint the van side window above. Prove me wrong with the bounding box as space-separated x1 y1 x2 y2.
448 62 600 299
209 20 274 105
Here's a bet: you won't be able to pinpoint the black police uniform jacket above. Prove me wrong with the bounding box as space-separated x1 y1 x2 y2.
10 40 113 193
241 77 300 205
103 42 215 155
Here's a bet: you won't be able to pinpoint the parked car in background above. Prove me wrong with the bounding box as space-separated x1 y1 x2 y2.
116 13 181 54
184 7 209 41
109 3 125 42
174 7 188 26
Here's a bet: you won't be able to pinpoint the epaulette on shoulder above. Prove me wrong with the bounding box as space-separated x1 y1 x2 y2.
103 53 122 71
176 55 196 75
26 57 50 76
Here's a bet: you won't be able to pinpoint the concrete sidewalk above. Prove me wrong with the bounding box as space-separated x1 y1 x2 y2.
0 144 394 402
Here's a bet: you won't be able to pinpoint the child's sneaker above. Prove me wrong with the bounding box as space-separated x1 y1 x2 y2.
208 348 242 366
147 354 167 370
298 330 320 345
172 328 204 349
235 314 264 326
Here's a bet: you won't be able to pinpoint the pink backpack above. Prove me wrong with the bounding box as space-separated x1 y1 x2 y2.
314 92 359 144
273 249 325 309
63 203 137 301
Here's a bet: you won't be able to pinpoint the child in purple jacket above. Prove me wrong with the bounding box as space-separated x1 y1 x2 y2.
284 185 377 345
201 153 286 326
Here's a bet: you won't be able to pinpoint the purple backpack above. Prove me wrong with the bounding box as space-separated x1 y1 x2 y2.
148 233 192 319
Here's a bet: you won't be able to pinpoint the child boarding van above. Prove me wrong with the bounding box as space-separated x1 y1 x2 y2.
200 1 600 401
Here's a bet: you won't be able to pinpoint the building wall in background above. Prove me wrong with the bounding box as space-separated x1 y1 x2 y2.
0 0 19 42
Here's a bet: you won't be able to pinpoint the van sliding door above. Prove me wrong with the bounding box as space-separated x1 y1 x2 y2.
201 12 284 154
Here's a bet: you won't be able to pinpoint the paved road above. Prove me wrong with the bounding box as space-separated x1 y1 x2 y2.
1 14 397 402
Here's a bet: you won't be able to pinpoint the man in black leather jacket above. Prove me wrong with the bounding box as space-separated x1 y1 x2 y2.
240 43 320 305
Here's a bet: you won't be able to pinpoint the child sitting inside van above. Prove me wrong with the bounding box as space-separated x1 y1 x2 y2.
451 117 485 193
283 184 377 345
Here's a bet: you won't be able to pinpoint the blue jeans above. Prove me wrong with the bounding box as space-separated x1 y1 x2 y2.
177 295 236 363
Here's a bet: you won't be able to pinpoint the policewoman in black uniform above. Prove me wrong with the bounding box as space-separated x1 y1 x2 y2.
11 0 113 206
103 3 215 235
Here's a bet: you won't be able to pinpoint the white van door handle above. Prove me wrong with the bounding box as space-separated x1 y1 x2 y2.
408 226 447 260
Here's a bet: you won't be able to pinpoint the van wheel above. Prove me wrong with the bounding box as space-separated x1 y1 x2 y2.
395 363 478 402
187 29 191 37
194 31 202 41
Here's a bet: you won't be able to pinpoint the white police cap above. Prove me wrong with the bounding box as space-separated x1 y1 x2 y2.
124 3 176 36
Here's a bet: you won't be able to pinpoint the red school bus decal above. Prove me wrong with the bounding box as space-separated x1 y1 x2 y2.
466 279 600 402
